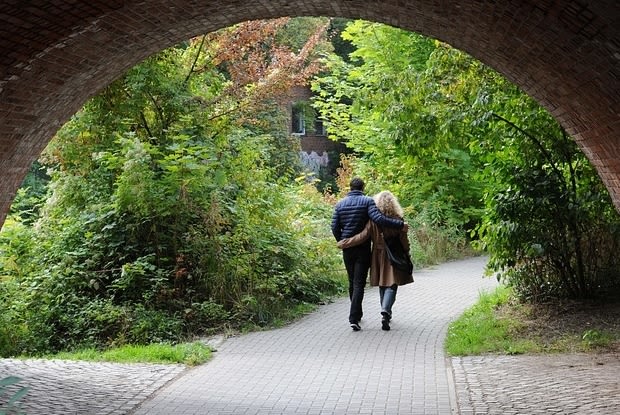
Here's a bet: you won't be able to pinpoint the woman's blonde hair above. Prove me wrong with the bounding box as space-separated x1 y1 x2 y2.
374 190 404 219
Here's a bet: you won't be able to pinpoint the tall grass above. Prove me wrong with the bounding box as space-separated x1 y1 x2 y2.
409 223 477 268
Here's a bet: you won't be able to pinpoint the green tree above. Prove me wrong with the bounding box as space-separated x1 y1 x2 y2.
474 104 620 299
312 21 483 264
313 20 620 296
0 19 344 356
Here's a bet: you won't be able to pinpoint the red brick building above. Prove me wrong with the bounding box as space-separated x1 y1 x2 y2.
286 85 348 176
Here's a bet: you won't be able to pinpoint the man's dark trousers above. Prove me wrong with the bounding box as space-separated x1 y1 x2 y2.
343 243 371 324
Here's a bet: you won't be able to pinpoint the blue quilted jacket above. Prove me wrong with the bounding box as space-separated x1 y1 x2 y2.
331 190 403 241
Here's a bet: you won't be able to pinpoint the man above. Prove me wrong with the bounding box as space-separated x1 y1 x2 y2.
331 177 406 331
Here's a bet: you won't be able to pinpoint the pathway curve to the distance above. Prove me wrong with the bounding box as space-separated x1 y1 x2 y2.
133 256 497 415
4 256 616 414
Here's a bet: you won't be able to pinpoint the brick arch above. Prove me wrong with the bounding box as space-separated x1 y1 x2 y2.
1 1 619 225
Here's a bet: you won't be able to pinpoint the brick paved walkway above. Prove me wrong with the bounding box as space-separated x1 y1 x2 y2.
0 359 184 415
452 353 620 414
132 256 497 415
2 256 618 414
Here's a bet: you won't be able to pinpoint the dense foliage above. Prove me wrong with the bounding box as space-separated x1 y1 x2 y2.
2 18 620 358
312 20 620 298
312 21 485 264
0 19 344 357
475 111 620 299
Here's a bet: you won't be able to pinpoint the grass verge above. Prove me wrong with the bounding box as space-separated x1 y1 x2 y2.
445 286 539 355
44 341 212 366
446 285 620 356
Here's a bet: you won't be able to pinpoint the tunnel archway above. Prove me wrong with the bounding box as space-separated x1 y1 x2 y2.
1 1 619 225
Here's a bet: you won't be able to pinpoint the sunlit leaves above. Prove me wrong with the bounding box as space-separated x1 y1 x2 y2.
312 21 483 226
0 18 343 355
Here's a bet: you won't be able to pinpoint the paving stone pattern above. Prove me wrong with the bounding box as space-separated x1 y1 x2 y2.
133 256 497 415
0 359 185 415
452 353 620 414
2 256 618 414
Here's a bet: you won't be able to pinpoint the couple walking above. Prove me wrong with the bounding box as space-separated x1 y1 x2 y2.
331 177 414 331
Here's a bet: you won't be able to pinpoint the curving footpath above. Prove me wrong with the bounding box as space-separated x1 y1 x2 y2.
2 256 618 414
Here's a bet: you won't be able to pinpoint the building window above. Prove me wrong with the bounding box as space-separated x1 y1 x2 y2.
291 103 305 135
314 118 326 136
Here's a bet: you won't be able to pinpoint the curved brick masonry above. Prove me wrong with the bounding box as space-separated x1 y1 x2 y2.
0 1 619 224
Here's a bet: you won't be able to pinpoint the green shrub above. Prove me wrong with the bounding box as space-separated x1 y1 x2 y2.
128 305 184 344
183 300 230 333
0 30 346 356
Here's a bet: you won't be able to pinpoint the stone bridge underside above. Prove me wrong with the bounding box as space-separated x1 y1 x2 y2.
0 1 619 224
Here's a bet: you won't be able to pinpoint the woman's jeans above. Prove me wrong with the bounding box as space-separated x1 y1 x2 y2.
379 284 398 318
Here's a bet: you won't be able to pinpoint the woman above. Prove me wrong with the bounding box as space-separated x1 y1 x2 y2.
337 191 414 331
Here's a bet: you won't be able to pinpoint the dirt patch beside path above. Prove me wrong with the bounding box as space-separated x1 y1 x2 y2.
500 295 620 354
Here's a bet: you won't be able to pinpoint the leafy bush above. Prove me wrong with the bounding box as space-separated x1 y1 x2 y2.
408 204 476 267
183 301 230 334
128 306 184 344
0 23 344 357
477 112 620 299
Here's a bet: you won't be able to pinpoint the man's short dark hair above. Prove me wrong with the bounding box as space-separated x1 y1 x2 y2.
350 177 365 191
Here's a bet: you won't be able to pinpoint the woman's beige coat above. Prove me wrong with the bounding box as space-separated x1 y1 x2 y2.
338 220 414 287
